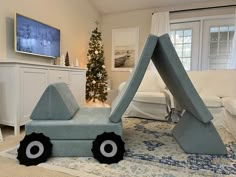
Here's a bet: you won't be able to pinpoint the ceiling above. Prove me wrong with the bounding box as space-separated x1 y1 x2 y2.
89 0 217 14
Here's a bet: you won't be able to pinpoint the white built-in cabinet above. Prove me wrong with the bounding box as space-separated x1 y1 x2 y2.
0 62 86 135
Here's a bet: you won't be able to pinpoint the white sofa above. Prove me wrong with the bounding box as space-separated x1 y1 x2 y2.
224 99 236 139
187 70 236 137
122 70 172 121
121 69 236 138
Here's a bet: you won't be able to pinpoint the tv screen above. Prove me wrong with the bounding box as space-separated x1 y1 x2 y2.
15 13 60 58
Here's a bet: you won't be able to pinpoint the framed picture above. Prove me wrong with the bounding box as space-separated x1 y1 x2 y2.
112 27 139 71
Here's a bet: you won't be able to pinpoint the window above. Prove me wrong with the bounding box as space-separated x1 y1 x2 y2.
170 17 235 70
170 22 200 71
170 29 192 70
202 18 234 70
208 25 234 69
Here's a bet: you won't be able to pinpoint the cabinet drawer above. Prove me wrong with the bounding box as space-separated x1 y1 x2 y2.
49 70 69 84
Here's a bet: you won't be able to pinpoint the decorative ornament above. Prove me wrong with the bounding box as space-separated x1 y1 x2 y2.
102 65 106 69
75 58 79 67
92 80 96 84
95 50 98 55
91 132 125 164
97 72 102 79
60 55 65 66
17 133 52 166
65 52 70 66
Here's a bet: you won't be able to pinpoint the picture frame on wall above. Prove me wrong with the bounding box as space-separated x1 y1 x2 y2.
112 27 139 71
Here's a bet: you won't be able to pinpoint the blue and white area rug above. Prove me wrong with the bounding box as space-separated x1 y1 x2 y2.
1 118 236 177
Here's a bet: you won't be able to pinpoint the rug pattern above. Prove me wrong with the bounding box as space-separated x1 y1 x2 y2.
3 118 236 177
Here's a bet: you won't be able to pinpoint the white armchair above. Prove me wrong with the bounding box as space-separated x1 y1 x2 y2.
119 70 174 121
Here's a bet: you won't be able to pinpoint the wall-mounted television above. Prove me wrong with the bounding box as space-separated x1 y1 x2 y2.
15 13 60 58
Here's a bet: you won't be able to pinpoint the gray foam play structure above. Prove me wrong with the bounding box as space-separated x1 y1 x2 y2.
17 34 226 166
151 34 226 154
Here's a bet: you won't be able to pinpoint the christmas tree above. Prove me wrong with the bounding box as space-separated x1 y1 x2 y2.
86 28 108 103
65 51 70 66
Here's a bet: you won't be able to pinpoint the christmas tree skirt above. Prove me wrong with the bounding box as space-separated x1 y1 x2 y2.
86 100 110 107
1 118 236 177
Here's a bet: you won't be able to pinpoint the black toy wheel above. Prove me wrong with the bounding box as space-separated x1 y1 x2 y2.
92 132 125 164
17 133 52 166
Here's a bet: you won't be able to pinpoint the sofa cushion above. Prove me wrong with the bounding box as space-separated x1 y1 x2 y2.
224 99 236 116
153 34 213 123
133 92 166 104
188 70 236 98
26 107 122 140
187 71 204 93
138 71 165 92
31 82 79 120
200 95 223 108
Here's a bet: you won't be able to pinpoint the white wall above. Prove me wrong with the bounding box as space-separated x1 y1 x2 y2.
101 0 236 90
0 0 101 67
102 9 153 89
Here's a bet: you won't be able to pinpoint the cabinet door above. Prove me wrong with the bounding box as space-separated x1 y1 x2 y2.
0 66 17 126
69 71 86 106
20 67 48 123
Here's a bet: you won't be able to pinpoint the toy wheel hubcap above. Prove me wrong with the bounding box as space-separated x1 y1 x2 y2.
26 141 44 159
100 140 117 157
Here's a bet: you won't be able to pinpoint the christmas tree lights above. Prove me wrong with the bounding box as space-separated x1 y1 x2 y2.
86 28 108 103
